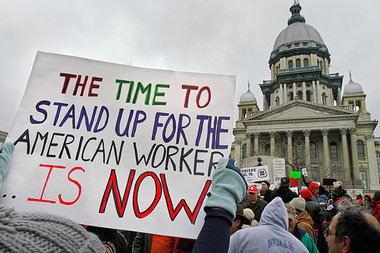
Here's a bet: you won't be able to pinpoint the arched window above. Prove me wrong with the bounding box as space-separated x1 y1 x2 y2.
289 92 294 101
322 93 327 105
242 144 247 159
357 140 365 158
288 60 293 69
303 58 309 67
275 96 280 106
296 59 301 68
330 142 338 158
306 91 311 102
310 141 317 159
297 91 303 100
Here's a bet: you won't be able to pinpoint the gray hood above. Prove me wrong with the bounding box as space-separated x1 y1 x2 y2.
259 197 288 230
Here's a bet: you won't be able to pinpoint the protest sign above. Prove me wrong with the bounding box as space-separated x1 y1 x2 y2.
241 166 270 185
272 158 286 184
1 51 236 239
290 171 301 179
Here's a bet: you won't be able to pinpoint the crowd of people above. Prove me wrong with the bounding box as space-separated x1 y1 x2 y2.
1 142 380 252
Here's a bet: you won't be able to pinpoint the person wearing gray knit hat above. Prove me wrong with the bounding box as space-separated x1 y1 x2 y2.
0 142 105 252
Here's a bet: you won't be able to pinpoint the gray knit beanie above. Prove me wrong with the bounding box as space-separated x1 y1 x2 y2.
0 205 105 253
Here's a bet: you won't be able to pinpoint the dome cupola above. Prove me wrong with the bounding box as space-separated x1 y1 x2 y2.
240 82 256 103
344 72 363 94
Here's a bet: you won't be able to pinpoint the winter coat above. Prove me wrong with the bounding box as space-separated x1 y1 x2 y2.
228 197 308 253
297 210 316 243
293 226 319 253
372 200 380 221
304 199 322 227
272 186 297 203
242 198 268 222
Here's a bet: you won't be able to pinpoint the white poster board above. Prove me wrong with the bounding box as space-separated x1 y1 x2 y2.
272 158 286 184
1 52 236 239
241 166 270 185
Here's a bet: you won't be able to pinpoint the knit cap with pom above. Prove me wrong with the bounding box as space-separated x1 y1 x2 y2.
0 205 105 253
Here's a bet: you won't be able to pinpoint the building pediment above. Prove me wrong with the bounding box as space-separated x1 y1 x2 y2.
246 100 357 122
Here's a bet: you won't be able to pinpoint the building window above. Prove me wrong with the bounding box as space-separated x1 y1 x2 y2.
296 59 301 68
357 140 365 158
306 91 311 102
297 91 303 100
322 93 327 105
377 152 380 173
304 58 309 67
289 92 294 101
359 170 368 189
330 142 338 158
242 144 247 159
275 96 280 106
265 144 270 156
288 60 293 69
310 141 317 159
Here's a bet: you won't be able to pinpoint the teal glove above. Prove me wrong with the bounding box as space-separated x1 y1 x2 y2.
205 158 248 218
0 142 15 191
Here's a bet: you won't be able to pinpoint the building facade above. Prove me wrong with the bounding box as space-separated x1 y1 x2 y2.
232 2 380 190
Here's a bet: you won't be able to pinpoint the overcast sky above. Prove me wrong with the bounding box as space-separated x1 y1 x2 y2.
1 0 380 135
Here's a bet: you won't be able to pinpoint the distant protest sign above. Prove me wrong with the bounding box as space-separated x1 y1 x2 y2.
241 166 270 185
272 158 286 184
1 52 236 239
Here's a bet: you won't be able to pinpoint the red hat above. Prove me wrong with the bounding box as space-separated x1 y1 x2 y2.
308 182 319 193
301 189 313 200
248 185 259 193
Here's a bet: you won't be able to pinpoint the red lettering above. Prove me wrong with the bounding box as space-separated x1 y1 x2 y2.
181 85 198 108
160 173 211 224
133 172 162 218
60 73 77 94
27 164 66 203
58 167 85 205
196 86 211 108
89 77 103 97
59 72 102 97
99 169 136 217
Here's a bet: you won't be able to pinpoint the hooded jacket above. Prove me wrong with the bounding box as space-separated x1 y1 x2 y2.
297 210 316 243
228 197 308 253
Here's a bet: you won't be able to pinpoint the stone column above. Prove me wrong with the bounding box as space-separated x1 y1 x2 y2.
246 133 252 158
302 82 306 101
270 131 276 157
280 84 283 105
365 135 380 190
349 128 361 187
304 130 311 169
254 132 260 156
234 140 241 167
316 80 321 103
341 128 352 186
263 94 268 110
283 84 287 104
322 129 330 177
270 93 273 108
312 81 316 102
337 87 341 105
287 131 293 167
293 82 297 100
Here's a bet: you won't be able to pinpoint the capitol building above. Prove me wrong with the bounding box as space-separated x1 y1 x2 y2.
232 2 380 191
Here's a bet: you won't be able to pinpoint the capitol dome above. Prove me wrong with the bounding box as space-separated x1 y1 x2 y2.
269 2 330 65
273 22 325 51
